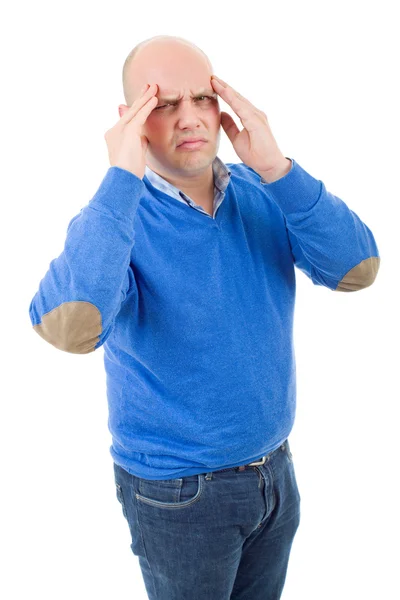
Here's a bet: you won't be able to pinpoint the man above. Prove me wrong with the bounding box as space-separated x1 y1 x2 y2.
29 34 380 600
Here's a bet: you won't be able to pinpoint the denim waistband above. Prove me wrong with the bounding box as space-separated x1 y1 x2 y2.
210 440 287 475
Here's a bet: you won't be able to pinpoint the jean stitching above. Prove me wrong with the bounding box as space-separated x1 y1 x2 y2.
135 474 204 509
135 489 157 600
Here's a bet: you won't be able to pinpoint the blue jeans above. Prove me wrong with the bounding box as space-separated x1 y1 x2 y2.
113 438 301 600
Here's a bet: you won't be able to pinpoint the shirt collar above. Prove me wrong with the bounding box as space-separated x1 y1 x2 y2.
144 155 232 202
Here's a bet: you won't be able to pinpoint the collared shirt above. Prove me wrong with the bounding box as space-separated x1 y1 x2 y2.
144 155 232 219
144 157 295 220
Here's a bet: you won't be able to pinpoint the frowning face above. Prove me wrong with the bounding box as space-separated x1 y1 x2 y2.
120 41 222 177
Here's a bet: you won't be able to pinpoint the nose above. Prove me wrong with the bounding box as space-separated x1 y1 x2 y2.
175 99 206 124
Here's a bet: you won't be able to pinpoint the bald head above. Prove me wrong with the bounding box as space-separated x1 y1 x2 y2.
122 36 213 107
118 36 220 186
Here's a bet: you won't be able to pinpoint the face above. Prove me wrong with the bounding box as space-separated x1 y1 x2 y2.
120 41 222 178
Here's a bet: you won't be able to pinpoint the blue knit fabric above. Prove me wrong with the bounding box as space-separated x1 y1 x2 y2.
29 157 380 479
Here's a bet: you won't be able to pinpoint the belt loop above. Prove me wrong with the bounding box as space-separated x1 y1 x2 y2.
205 472 213 481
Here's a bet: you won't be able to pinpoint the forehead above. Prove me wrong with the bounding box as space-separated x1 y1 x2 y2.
131 49 214 102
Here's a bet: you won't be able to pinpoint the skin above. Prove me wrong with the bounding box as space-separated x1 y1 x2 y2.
118 40 222 208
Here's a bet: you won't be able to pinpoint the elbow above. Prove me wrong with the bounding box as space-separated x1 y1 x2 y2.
32 301 102 354
335 256 381 292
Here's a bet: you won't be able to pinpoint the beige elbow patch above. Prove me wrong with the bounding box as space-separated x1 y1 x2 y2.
33 301 102 354
335 256 380 292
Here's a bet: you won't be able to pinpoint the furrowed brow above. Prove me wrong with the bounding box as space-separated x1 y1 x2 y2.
158 89 216 102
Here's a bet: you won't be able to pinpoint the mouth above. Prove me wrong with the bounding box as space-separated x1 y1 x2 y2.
176 140 208 150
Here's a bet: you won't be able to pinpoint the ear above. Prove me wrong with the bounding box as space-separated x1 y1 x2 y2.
118 105 129 118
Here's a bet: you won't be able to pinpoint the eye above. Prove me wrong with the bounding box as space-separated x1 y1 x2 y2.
154 96 213 110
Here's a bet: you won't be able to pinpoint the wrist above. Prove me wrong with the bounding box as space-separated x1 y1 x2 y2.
257 157 292 184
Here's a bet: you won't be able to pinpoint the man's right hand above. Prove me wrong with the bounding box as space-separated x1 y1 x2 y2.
104 83 158 180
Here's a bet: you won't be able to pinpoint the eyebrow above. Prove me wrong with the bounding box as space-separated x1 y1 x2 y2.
157 89 216 102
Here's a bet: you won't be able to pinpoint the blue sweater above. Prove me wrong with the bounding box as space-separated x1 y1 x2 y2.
29 156 380 479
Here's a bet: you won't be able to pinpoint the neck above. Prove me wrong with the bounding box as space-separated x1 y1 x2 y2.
148 163 215 199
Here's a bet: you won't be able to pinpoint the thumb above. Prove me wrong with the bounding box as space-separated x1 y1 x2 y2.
220 111 240 144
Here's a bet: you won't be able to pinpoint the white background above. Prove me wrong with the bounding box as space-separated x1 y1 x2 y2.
2 0 399 598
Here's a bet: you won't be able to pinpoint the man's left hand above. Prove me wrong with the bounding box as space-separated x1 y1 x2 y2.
211 75 290 178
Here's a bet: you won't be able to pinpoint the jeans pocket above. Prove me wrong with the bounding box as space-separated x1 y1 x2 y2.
115 482 128 520
136 475 204 509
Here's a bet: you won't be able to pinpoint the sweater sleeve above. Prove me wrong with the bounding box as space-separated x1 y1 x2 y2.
259 158 380 291
28 167 145 353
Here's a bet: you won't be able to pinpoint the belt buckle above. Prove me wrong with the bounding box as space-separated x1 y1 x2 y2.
248 456 266 467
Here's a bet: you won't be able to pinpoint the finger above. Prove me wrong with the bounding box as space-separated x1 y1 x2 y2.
212 76 248 102
211 76 227 88
120 84 158 126
212 78 252 118
128 94 158 128
211 77 236 103
212 78 238 101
